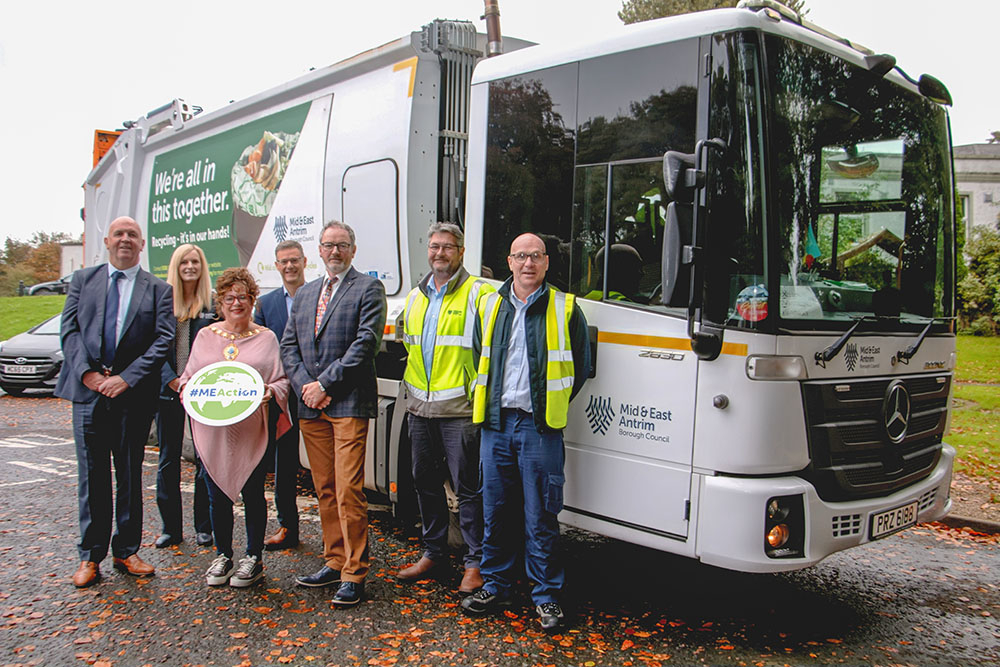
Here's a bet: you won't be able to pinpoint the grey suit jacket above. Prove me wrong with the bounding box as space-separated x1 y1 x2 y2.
280 266 387 420
55 264 175 404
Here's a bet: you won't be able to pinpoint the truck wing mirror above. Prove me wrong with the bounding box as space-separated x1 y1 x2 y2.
660 202 693 307
663 151 701 204
661 140 727 361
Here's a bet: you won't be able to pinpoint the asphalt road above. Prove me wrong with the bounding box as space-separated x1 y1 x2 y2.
1 395 998 667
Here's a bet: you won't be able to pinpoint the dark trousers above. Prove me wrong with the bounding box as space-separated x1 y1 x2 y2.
203 454 269 559
266 394 299 538
73 396 156 562
155 398 211 537
408 413 483 568
480 408 565 605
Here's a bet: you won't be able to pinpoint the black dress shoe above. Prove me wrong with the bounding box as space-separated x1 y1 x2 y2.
332 581 364 606
155 534 182 549
295 565 341 588
195 532 214 547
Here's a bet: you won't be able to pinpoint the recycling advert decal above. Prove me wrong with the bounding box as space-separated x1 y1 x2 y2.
146 102 310 279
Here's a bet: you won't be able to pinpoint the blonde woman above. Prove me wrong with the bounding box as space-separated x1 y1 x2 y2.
154 244 215 548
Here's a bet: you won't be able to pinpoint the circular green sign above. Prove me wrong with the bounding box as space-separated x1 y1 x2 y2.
182 360 265 426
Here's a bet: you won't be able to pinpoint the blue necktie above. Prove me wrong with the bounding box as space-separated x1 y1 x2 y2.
101 271 125 367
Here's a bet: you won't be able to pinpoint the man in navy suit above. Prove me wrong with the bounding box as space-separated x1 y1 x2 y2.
253 239 305 550
55 216 175 588
281 221 386 606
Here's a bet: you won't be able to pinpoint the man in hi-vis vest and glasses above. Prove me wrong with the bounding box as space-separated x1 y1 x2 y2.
396 222 494 595
461 232 589 632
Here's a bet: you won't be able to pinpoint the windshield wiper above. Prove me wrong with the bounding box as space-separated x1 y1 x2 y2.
894 317 950 365
814 317 872 368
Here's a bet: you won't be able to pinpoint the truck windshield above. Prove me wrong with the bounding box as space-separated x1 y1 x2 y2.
764 34 954 327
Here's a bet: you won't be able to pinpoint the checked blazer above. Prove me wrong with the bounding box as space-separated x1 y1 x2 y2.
280 266 387 420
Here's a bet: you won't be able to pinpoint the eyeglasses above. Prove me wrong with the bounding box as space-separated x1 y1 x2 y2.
509 251 547 265
221 294 252 305
276 257 304 266
428 243 461 252
320 241 353 251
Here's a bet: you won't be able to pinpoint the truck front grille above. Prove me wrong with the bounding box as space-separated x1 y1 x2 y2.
801 374 949 502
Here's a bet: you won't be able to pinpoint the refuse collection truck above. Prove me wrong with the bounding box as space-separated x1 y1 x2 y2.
84 0 957 573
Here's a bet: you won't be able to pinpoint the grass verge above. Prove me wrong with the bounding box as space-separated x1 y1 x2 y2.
0 295 67 340
952 335 1000 478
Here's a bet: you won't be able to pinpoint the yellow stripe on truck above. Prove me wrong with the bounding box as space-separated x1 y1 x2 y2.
597 331 748 357
393 57 418 97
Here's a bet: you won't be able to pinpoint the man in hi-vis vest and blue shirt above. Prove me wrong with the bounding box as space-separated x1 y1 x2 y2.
396 222 494 594
461 232 590 632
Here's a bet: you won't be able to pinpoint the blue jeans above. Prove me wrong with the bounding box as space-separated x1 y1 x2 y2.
480 409 565 605
203 454 269 559
409 414 483 568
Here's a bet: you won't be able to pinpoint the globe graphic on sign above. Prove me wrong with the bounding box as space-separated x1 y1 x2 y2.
187 364 260 421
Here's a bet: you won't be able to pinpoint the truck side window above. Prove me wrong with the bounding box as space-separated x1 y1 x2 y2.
577 42 698 165
576 41 699 309
482 64 578 286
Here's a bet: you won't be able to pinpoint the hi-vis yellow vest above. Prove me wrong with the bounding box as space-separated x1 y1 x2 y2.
473 288 576 429
402 276 490 403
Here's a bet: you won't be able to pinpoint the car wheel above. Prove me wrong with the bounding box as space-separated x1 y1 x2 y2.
1 385 26 397
32 288 54 296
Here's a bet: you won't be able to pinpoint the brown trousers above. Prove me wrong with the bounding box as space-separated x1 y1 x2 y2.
299 415 369 582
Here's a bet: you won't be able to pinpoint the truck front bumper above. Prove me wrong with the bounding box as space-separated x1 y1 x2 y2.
694 444 954 573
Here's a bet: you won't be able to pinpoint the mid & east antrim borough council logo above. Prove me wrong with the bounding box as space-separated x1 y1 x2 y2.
586 395 615 436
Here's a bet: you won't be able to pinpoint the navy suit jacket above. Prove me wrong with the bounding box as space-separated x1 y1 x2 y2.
55 264 175 404
254 287 290 343
280 267 386 420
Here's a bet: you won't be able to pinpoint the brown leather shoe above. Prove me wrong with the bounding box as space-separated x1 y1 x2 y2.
72 561 101 588
112 554 155 577
264 526 299 551
396 556 441 582
459 567 483 594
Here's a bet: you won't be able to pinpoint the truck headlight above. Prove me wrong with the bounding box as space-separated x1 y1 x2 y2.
746 355 807 381
764 494 805 558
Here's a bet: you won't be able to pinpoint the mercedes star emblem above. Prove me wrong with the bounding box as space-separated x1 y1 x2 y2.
883 381 910 443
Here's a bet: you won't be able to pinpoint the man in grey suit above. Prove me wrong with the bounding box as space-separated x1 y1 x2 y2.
56 216 175 588
280 220 386 605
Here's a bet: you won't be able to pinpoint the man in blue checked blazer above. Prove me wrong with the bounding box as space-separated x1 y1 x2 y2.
280 220 386 606
55 216 175 588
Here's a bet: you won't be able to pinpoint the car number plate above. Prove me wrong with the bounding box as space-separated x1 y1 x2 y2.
870 501 918 540
3 364 36 375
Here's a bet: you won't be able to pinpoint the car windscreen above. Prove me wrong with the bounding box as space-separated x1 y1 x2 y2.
30 316 62 335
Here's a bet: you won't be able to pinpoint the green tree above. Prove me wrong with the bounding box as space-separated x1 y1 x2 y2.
619 0 806 24
958 224 1000 334
0 231 76 296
